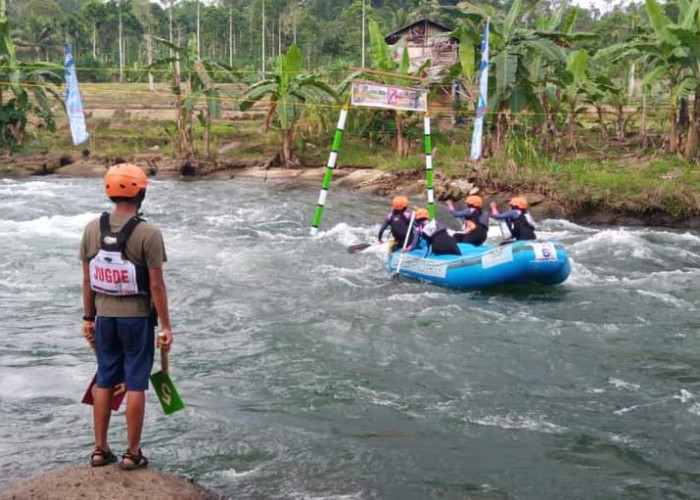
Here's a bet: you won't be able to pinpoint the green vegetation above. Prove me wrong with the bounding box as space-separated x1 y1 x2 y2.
239 44 336 167
0 0 62 155
4 0 700 219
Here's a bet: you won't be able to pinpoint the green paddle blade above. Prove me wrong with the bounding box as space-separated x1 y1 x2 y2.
150 370 185 415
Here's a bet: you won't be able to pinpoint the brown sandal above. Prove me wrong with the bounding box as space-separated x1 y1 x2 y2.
120 449 148 471
90 447 117 467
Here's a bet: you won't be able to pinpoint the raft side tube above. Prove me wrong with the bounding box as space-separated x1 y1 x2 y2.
387 240 571 289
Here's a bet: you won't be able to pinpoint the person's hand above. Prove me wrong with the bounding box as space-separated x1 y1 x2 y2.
157 328 173 352
446 200 454 209
402 246 412 252
489 201 498 211
82 320 95 348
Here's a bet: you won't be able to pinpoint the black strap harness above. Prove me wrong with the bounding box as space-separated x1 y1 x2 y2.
99 212 143 254
96 212 150 296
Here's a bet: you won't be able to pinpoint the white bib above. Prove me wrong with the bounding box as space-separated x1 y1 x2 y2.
89 250 140 296
422 220 438 237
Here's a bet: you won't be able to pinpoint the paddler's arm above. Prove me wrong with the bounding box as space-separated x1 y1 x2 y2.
82 262 96 347
149 267 173 352
447 200 474 219
490 209 520 221
404 227 420 252
377 216 390 242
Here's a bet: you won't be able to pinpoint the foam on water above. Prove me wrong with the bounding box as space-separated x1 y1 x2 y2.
466 413 568 434
0 212 97 239
571 229 663 262
609 378 641 391
315 222 377 246
2 178 700 497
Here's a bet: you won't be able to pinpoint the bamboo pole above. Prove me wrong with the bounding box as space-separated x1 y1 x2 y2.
310 104 349 236
424 113 435 219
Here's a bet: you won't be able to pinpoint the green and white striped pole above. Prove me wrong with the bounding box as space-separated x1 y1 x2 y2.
424 112 435 219
310 104 349 236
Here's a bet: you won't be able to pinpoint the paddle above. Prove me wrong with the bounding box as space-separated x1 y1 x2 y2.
81 375 126 411
393 210 417 279
81 346 126 412
150 334 185 415
347 243 373 254
347 241 392 254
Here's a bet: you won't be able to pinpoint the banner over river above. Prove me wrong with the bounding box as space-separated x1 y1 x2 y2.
1 178 700 498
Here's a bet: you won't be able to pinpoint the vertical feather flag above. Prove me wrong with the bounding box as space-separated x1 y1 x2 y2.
64 43 89 146
470 19 490 161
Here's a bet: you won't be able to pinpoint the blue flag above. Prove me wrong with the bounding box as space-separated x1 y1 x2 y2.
64 44 89 146
470 19 490 161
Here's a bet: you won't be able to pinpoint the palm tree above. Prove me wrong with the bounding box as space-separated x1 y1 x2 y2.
80 0 105 59
11 16 55 61
240 44 337 167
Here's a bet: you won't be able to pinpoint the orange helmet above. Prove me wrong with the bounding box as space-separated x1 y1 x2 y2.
510 197 528 210
414 208 430 220
392 196 409 210
466 195 483 208
104 164 148 199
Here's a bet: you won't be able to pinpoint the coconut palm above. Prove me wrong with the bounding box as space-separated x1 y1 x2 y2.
239 44 337 167
80 0 106 59
11 16 55 61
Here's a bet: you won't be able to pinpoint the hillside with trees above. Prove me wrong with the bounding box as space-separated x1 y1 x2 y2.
3 0 700 222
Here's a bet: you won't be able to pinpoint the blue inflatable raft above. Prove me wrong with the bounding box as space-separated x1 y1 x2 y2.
387 240 571 290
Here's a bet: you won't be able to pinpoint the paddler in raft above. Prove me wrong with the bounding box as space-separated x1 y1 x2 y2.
404 208 462 256
490 197 537 241
446 195 489 247
378 195 412 251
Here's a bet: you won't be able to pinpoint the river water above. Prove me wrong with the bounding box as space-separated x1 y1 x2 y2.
1 177 700 498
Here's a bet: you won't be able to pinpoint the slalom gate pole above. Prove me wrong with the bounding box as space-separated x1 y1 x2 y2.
424 112 435 219
310 103 349 236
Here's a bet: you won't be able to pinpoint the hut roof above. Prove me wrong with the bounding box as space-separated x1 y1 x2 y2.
384 19 453 45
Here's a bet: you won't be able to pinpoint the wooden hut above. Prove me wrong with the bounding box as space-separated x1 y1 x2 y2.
384 19 459 126
384 19 458 82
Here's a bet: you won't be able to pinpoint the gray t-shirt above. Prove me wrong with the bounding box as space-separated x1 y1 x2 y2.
80 213 167 317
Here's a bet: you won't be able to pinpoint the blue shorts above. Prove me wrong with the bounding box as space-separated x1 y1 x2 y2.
95 317 155 391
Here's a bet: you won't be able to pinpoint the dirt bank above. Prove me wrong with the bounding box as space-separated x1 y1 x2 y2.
0 465 219 500
3 152 699 228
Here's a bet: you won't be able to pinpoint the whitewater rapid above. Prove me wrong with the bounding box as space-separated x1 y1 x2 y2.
1 177 700 498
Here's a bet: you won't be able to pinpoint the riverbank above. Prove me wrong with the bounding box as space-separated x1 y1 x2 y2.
2 150 700 228
0 466 220 500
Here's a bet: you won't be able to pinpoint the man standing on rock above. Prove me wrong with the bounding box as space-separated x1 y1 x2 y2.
79 163 173 470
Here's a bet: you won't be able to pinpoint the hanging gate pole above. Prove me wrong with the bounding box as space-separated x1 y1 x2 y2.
310 104 349 236
424 112 435 219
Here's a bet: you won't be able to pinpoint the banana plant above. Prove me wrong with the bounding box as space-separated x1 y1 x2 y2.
152 36 235 162
600 0 700 156
240 44 337 167
0 1 62 156
364 18 431 157
456 0 597 153
559 49 615 151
